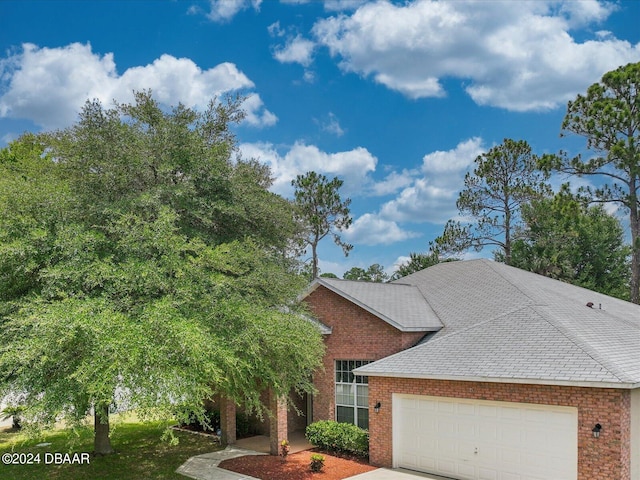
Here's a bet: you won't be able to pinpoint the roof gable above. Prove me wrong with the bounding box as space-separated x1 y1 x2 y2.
302 277 442 332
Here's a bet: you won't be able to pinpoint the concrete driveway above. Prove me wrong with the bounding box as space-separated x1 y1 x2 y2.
176 445 454 480
345 469 453 479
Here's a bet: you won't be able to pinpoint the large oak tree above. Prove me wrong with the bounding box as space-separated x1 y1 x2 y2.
0 93 324 455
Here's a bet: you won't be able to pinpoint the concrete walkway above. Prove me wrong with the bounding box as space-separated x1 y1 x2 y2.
176 440 452 480
176 446 265 480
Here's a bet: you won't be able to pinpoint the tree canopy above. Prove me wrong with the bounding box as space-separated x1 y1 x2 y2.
506 186 630 300
391 251 456 280
343 264 389 282
434 139 550 265
544 61 640 303
0 93 324 454
292 171 352 279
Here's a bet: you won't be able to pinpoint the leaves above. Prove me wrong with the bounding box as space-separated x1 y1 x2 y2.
0 92 324 447
558 61 640 302
508 187 630 300
434 139 550 264
343 264 389 282
292 171 353 278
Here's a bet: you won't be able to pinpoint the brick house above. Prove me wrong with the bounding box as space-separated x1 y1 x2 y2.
297 259 640 480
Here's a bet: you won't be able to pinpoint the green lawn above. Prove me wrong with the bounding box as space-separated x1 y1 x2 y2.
0 419 222 480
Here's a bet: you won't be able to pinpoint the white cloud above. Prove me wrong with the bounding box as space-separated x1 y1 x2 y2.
559 0 616 28
302 70 316 83
238 141 378 195
273 35 316 67
370 169 415 196
421 136 483 173
0 43 276 130
379 137 485 223
240 137 484 246
267 21 285 37
319 112 345 137
197 0 262 23
241 94 278 127
323 0 368 12
342 213 421 246
311 0 640 111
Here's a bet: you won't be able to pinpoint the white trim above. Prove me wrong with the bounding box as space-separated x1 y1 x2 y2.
358 371 640 389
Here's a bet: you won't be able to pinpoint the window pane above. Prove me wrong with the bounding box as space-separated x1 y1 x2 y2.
337 406 355 424
356 385 368 407
336 384 354 405
357 408 369 430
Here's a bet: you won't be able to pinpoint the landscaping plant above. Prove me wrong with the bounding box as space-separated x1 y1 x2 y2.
280 439 290 460
310 453 325 473
305 420 369 457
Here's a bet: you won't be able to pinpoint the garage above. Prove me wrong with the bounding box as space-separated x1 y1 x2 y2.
393 394 578 480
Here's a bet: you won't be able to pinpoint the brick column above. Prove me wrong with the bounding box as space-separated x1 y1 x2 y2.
269 390 288 455
219 396 236 446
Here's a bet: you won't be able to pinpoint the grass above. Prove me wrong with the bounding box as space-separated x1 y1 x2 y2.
0 417 223 480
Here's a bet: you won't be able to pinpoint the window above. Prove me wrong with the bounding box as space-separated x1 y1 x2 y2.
335 360 370 429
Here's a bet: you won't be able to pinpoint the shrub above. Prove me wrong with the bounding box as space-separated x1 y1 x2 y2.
310 453 325 472
305 420 369 457
280 439 290 459
1 405 24 429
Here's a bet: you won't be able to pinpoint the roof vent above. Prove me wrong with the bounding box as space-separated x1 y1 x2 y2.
586 302 594 308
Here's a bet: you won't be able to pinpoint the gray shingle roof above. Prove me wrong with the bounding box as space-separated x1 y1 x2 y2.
303 277 442 332
354 259 640 387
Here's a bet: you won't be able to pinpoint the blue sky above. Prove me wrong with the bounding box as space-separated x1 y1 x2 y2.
1 0 639 277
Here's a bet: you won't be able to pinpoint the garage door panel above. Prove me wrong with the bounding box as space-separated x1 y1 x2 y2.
478 469 498 480
457 462 477 477
498 426 522 445
394 395 577 480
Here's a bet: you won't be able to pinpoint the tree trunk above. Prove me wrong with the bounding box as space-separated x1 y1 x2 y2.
630 204 639 304
311 241 318 279
94 403 114 455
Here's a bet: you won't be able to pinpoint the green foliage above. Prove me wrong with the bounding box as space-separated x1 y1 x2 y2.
343 263 389 282
305 420 369 457
309 453 325 472
434 139 550 264
1 405 24 429
174 405 220 433
0 92 324 455
391 251 457 280
319 272 338 278
506 186 630 300
554 61 640 303
292 171 353 278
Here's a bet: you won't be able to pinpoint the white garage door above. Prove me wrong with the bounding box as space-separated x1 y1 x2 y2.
394 395 577 480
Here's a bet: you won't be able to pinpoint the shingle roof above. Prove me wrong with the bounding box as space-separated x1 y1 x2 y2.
354 259 640 388
303 277 442 332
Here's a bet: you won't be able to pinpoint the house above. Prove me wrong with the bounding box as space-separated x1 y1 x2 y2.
298 259 640 480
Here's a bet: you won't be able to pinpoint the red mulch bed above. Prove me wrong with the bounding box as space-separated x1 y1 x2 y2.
219 449 377 480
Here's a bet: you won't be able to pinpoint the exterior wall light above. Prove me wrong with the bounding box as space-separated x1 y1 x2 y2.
592 423 602 438
374 402 381 413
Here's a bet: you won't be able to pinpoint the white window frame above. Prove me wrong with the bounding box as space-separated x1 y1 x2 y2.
335 360 370 429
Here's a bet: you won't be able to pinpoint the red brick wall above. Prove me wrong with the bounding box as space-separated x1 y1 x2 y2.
368 376 632 480
304 286 425 423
